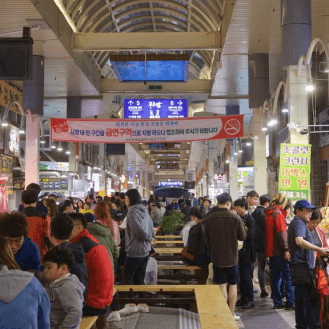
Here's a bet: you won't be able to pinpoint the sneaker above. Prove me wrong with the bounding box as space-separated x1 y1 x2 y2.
119 304 138 316
260 291 269 298
108 311 121 322
273 304 284 310
242 301 255 309
284 304 295 311
234 313 241 321
236 299 247 307
137 304 149 313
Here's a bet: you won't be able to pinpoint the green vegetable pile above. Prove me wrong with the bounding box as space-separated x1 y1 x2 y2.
160 212 186 233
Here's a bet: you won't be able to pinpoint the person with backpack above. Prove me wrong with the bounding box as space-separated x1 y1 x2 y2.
265 193 294 310
49 213 88 299
69 213 114 329
184 207 210 269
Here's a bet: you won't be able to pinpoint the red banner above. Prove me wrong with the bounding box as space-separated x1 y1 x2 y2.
51 115 243 144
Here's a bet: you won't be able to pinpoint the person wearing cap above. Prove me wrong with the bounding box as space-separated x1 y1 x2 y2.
265 193 294 310
289 199 329 329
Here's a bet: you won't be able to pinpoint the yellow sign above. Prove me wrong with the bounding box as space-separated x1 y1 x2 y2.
0 81 23 111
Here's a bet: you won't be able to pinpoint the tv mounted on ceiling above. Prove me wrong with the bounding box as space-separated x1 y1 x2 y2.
110 54 189 83
0 28 33 80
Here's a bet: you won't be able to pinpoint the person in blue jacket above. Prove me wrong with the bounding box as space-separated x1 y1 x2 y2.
0 212 41 271
0 237 51 329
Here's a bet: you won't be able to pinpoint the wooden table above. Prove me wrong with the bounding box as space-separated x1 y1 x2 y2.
114 285 238 329
156 235 183 239
154 247 182 254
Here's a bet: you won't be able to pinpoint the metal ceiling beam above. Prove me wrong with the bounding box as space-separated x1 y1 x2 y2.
101 79 213 95
208 94 249 99
72 32 221 52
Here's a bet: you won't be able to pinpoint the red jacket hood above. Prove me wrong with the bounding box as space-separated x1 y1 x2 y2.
265 205 287 218
71 228 100 244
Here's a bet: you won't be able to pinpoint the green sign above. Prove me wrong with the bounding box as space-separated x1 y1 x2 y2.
278 144 311 200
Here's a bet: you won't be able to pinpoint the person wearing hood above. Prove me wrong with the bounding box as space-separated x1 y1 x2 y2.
0 236 51 329
43 246 84 329
0 212 41 271
253 194 271 298
118 189 153 315
49 213 88 299
265 193 294 310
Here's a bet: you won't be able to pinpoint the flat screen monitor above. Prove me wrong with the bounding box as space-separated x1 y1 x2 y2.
112 60 188 82
124 99 188 119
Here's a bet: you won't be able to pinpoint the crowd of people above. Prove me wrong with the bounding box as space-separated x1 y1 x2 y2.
0 183 328 328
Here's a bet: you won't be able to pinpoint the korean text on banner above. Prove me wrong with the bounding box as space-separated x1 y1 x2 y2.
278 144 311 200
50 115 243 144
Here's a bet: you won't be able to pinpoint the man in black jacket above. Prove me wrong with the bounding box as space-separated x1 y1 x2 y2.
18 183 48 215
253 194 271 297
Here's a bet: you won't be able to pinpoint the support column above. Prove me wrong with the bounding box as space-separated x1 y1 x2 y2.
253 108 268 195
68 143 76 172
249 53 269 196
281 0 311 68
288 66 309 144
98 144 106 196
24 56 44 187
229 142 238 201
23 56 44 115
132 160 137 189
25 115 40 187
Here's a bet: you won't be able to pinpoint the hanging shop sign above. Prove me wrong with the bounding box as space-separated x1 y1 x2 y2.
39 177 68 190
50 115 243 144
278 144 311 199
124 99 188 119
39 161 69 172
158 181 183 187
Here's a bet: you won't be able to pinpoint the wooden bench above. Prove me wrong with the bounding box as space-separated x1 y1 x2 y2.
154 247 182 254
114 285 238 329
155 240 184 244
79 316 98 329
80 288 117 329
156 235 182 238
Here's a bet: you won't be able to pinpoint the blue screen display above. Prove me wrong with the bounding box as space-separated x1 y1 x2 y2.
124 99 188 119
112 60 188 82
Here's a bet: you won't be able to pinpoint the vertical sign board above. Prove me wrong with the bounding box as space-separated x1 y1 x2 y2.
278 144 311 199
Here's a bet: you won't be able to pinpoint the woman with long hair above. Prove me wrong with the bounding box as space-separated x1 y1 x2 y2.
94 201 120 246
77 199 84 211
45 198 58 218
0 237 51 328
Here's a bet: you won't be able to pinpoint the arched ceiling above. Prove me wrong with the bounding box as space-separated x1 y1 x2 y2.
61 0 225 79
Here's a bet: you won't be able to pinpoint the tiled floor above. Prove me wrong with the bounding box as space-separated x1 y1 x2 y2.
236 281 295 329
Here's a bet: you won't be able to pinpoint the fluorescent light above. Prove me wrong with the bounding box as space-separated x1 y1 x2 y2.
93 166 98 170
53 0 78 33
57 142 63 151
262 126 268 131
234 152 238 155
225 160 229 163
40 137 46 144
19 128 25 134
238 150 243 153
1 118 8 127
305 84 315 92
246 142 252 146
65 150 71 154
282 108 289 113
267 119 278 127
51 144 56 149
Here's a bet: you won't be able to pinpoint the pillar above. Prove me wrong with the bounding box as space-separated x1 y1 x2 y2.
281 0 312 68
248 53 269 196
229 141 238 201
68 142 76 172
23 56 44 115
24 56 44 187
288 66 309 144
132 160 137 189
25 115 40 187
98 144 106 196
253 108 268 195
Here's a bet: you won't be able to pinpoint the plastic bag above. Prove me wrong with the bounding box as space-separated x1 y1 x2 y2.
144 257 157 285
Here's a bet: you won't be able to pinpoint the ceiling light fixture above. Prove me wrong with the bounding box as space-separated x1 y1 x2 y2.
57 142 63 151
282 107 289 113
305 84 315 92
246 142 252 147
267 119 278 127
238 150 243 153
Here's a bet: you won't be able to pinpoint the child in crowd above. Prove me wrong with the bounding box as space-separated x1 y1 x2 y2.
80 202 94 215
43 246 85 329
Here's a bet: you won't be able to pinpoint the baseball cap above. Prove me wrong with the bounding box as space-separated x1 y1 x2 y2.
294 200 316 210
